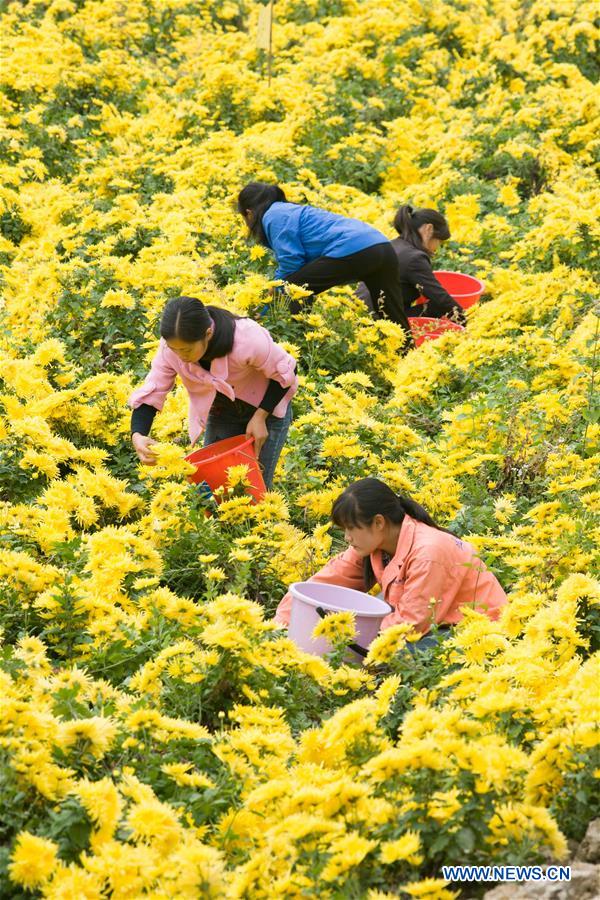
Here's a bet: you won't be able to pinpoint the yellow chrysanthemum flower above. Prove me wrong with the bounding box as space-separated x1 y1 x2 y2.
9 833 59 888
312 610 356 644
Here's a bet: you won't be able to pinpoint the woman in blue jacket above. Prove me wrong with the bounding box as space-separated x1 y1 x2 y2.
237 182 413 345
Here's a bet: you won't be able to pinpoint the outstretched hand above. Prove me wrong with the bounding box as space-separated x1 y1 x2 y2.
132 433 159 465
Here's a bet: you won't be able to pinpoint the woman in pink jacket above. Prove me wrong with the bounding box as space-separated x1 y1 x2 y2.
129 296 298 487
275 478 507 647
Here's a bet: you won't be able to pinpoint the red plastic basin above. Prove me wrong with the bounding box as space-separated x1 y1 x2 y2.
409 316 465 348
185 435 266 504
414 270 485 310
433 270 485 309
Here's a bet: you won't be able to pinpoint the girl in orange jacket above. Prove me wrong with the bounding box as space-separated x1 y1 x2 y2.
275 478 507 643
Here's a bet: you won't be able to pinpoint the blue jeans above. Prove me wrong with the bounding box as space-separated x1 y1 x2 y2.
203 401 292 489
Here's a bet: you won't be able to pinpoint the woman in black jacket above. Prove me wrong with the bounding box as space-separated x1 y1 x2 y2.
357 205 465 325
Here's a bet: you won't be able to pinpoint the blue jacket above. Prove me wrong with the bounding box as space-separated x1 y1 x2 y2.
262 202 388 279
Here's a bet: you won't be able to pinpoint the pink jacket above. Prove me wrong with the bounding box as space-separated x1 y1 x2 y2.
275 516 507 634
128 318 298 443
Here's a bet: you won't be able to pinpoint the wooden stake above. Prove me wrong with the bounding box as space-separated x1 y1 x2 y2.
256 0 274 85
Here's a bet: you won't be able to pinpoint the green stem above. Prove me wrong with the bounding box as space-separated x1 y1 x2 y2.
583 307 600 448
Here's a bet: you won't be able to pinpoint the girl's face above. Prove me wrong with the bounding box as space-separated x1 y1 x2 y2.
418 223 443 255
166 330 213 363
342 516 385 557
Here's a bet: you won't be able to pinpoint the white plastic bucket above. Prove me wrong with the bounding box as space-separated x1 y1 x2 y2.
288 582 392 662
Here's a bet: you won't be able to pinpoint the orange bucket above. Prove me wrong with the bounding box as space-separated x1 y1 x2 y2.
409 316 464 347
185 435 266 504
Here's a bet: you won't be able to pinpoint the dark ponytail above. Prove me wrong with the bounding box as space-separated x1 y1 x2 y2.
238 181 287 247
331 477 453 590
393 204 450 253
160 296 240 361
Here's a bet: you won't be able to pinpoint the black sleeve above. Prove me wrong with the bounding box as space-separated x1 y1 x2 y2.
131 403 158 436
259 364 298 414
407 254 466 324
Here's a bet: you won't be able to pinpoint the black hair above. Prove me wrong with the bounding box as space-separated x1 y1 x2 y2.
393 204 451 253
160 296 240 362
237 181 287 247
331 477 453 590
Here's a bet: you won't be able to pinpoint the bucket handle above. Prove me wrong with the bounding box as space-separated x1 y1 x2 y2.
228 440 265 473
315 606 368 658
236 449 263 465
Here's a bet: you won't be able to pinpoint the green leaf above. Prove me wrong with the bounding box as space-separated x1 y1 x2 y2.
456 826 476 852
429 832 451 854
582 406 600 424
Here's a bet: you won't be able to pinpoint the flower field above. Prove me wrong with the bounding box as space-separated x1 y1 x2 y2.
1 0 599 896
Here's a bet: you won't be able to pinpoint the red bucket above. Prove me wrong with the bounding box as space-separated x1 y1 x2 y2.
433 270 485 309
185 435 266 504
409 316 465 347
414 271 485 309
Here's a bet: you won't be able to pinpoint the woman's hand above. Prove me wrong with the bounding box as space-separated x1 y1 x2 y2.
246 409 269 456
132 433 159 465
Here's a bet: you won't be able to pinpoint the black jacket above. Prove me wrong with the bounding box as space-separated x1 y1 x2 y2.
357 238 466 324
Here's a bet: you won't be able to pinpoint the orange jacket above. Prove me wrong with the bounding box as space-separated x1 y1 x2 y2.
275 516 507 634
